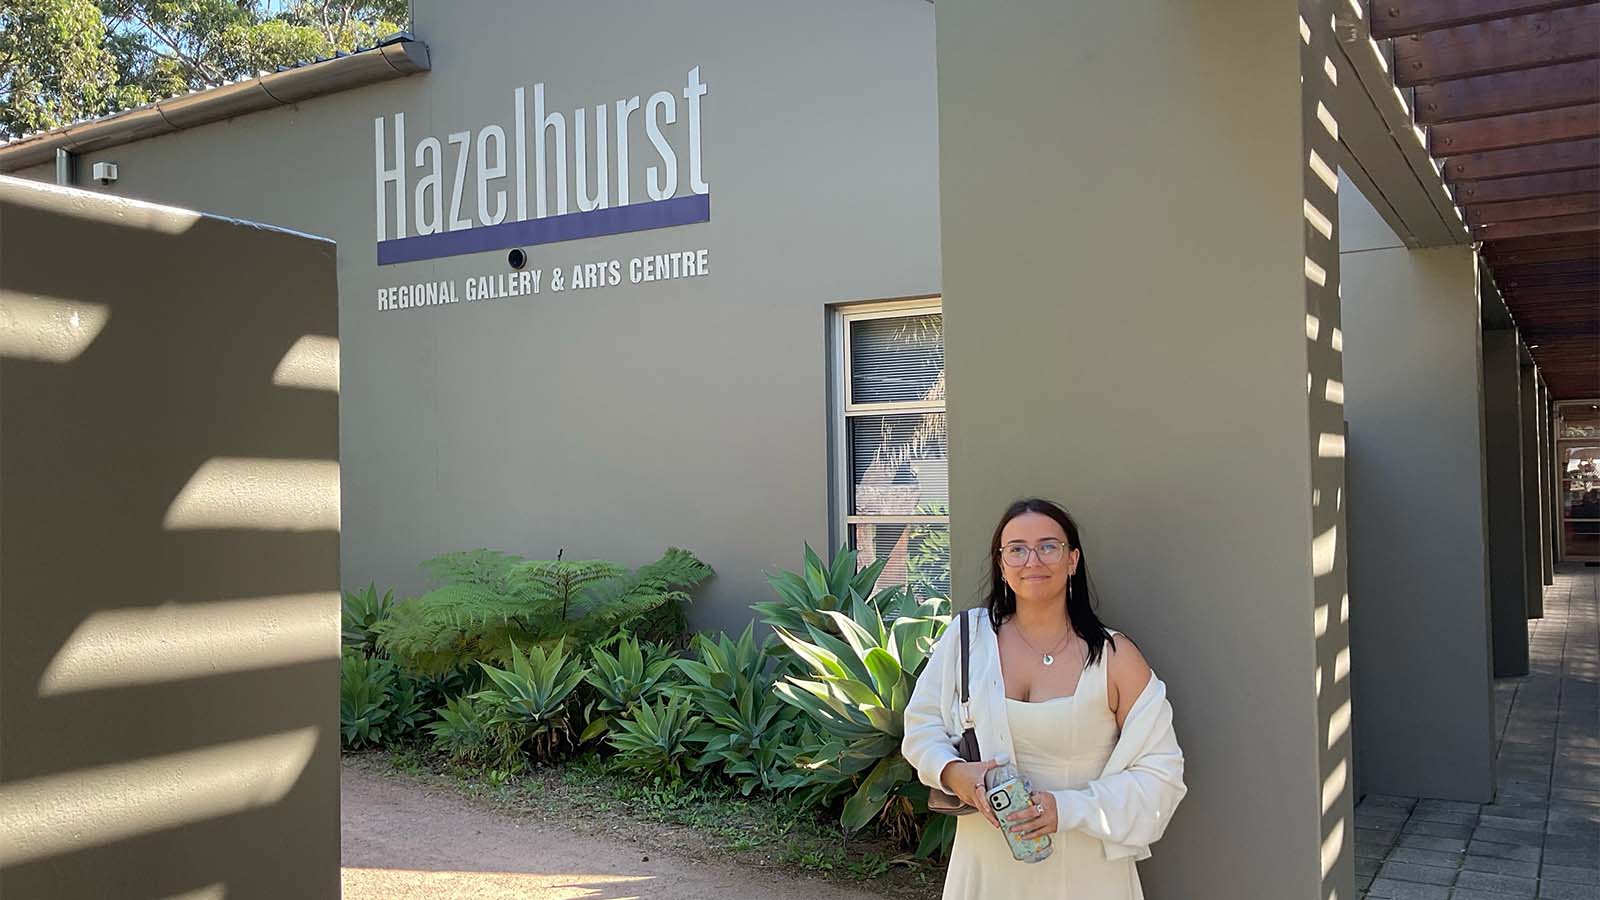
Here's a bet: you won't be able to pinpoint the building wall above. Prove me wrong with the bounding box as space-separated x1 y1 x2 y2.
0 179 340 897
934 1 1351 896
1339 175 1496 801
1520 362 1544 616
18 0 943 634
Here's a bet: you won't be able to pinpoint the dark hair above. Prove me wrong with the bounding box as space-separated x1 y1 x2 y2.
986 498 1116 667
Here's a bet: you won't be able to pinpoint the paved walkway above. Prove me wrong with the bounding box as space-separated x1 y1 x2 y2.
1355 565 1599 900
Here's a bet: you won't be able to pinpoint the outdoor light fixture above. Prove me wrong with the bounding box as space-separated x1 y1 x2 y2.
507 248 527 270
91 162 118 186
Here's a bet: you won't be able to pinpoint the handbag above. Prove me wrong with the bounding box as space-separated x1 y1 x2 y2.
927 608 981 815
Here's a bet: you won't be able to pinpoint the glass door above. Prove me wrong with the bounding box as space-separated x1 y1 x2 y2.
1556 401 1600 562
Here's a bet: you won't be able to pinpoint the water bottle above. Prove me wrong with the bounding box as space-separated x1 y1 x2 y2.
984 754 1053 863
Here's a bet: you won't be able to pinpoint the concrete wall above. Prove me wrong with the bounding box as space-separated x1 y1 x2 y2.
1538 377 1555 584
1484 329 1530 677
1520 362 1544 616
0 178 340 897
1339 175 1496 801
17 0 942 635
934 2 1352 896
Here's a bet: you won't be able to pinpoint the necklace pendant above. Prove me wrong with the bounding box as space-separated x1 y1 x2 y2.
1042 654 1054 666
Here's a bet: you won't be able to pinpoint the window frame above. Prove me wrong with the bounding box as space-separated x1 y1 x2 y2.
828 296 949 588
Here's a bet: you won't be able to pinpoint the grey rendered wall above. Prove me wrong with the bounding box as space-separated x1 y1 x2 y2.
935 2 1352 897
1339 176 1496 802
1484 329 1530 677
18 0 942 635
1520 363 1544 616
1536 376 1554 585
0 178 340 897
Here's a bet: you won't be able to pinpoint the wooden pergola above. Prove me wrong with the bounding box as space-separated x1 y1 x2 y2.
1374 1 1599 398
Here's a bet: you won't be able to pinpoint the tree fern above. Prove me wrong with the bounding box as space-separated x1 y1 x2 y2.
377 547 713 673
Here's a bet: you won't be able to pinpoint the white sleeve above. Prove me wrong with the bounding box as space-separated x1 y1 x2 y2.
901 620 962 792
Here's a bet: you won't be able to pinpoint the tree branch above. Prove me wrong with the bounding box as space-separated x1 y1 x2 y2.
123 5 223 83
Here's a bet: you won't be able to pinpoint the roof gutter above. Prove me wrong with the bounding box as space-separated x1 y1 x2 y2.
0 35 430 173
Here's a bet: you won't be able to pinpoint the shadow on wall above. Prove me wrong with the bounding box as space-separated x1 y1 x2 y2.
0 179 342 899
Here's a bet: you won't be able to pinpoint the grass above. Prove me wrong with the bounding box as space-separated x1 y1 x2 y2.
375 742 942 897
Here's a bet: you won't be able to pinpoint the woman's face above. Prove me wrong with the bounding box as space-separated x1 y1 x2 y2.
998 512 1079 605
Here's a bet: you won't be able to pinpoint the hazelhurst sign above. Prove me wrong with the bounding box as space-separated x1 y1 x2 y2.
371 66 711 271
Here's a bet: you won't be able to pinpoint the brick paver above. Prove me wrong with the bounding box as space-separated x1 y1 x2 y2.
1356 565 1599 899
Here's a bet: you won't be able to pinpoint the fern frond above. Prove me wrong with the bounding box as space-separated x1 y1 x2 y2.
420 549 527 589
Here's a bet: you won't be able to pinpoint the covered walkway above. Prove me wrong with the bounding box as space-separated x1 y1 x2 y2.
1356 567 1599 898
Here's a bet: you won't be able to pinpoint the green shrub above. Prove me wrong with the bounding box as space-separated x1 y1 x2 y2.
771 718 857 808
340 650 396 749
341 583 397 657
427 694 493 764
581 635 680 742
906 503 952 602
472 640 587 766
386 670 429 738
607 694 703 781
674 624 800 795
754 545 923 653
339 648 433 749
772 593 948 841
377 548 713 674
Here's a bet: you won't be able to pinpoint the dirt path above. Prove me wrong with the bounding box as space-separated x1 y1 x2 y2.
340 758 897 900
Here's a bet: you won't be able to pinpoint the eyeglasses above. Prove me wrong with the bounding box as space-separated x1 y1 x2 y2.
998 540 1069 568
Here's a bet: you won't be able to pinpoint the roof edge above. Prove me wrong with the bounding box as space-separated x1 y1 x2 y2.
0 35 430 173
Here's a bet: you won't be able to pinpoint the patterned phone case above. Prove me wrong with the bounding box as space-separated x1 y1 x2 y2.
985 769 1053 863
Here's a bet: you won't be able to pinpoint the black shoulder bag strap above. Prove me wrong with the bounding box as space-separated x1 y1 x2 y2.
955 609 980 760
928 609 981 816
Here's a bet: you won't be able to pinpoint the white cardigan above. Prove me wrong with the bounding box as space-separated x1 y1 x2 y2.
902 608 1187 861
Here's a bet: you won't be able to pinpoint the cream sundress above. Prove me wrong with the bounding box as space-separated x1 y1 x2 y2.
941 631 1142 899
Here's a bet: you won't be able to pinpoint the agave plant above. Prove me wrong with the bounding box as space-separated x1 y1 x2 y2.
770 718 857 808
340 650 397 749
385 671 429 739
606 694 703 781
772 593 949 836
427 694 493 764
472 640 587 765
341 583 398 657
377 548 712 674
673 624 800 795
754 545 923 650
580 635 679 742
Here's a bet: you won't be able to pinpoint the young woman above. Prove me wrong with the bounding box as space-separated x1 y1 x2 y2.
903 498 1186 899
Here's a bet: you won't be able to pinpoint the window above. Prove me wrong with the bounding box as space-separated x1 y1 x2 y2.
832 300 950 600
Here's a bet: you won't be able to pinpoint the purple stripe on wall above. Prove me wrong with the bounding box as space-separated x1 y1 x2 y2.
376 193 711 265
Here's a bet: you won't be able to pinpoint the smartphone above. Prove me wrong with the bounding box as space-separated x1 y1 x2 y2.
985 761 1053 863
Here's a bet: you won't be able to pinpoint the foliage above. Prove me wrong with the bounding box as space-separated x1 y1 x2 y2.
772 593 949 836
339 648 430 749
770 717 858 807
580 635 679 743
377 547 713 674
472 640 587 766
906 502 951 602
605 694 703 782
341 582 397 657
426 694 493 764
339 649 393 748
0 1 408 138
673 624 800 795
754 545 922 652
0 0 141 136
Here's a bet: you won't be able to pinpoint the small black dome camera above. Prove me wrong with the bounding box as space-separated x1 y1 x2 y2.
508 248 527 270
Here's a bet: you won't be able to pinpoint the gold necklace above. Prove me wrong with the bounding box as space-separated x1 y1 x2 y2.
1011 621 1075 666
